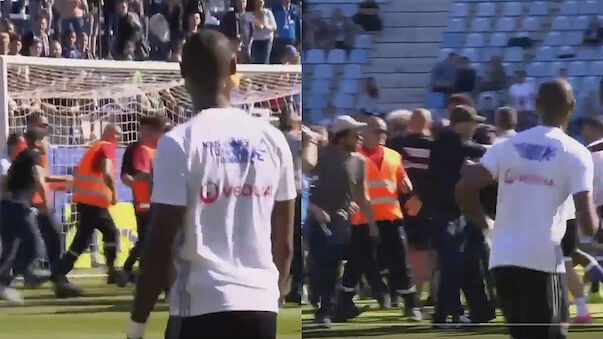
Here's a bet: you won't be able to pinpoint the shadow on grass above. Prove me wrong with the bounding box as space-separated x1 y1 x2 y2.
21 299 170 315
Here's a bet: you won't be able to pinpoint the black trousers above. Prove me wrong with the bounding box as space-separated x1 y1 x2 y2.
165 311 277 339
462 223 496 321
0 200 40 286
492 266 569 339
59 203 118 275
36 212 63 280
123 211 150 272
290 196 303 300
341 224 385 296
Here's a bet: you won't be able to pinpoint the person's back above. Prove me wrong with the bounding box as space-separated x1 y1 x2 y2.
482 126 592 273
157 107 295 316
7 149 40 203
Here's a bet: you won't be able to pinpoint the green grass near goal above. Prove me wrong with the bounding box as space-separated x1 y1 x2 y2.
302 296 603 339
0 273 301 339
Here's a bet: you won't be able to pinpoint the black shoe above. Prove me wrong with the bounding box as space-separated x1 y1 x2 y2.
53 279 82 299
114 270 131 288
285 291 301 304
333 303 363 323
314 314 332 328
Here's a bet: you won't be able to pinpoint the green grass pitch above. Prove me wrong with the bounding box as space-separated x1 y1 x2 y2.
0 274 301 339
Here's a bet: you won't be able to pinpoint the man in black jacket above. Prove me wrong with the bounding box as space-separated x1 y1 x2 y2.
429 105 493 324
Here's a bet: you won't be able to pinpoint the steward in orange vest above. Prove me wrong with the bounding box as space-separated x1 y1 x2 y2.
57 124 127 289
119 115 167 286
337 116 422 322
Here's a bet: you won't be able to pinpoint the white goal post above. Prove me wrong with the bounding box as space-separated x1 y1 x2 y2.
0 56 301 242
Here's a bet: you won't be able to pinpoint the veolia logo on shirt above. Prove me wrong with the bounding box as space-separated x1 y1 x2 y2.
203 138 267 164
503 168 554 187
200 182 274 204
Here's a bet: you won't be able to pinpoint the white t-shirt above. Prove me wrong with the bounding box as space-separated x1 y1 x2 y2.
588 138 603 207
509 81 536 112
0 155 11 201
480 126 593 273
151 108 297 317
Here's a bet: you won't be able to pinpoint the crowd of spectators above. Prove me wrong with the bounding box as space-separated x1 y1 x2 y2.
0 0 301 63
303 0 382 51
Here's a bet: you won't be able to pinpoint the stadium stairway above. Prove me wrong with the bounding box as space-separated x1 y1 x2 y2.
366 0 452 114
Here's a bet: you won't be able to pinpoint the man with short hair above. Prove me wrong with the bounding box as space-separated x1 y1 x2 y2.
338 116 422 322
390 109 436 303
494 106 517 143
456 79 602 338
57 124 125 292
306 115 378 327
118 115 167 286
0 129 50 304
431 53 458 94
127 30 296 339
508 70 537 131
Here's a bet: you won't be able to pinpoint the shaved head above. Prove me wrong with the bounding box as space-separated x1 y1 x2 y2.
363 116 387 149
101 123 122 142
536 79 574 127
181 30 236 111
408 108 432 134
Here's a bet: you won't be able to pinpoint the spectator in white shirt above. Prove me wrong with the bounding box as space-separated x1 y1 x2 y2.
508 70 537 131
357 77 380 116
457 79 601 338
244 0 277 64
583 116 603 208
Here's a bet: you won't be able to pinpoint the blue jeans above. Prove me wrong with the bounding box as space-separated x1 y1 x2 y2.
251 39 273 64
0 201 41 286
433 218 465 320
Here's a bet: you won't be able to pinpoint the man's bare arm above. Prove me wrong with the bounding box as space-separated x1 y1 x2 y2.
455 163 495 230
573 191 600 241
131 204 186 323
33 165 49 209
121 173 134 188
102 159 116 203
272 199 295 301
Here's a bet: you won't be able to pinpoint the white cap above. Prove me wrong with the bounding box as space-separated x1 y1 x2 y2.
331 115 367 134
386 110 412 122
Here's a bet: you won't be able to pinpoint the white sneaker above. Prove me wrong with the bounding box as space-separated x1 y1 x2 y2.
0 286 24 305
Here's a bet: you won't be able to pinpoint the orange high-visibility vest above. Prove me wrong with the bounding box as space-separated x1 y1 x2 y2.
351 146 405 225
131 145 156 213
72 141 114 209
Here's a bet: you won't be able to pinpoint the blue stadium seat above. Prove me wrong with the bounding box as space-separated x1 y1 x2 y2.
536 46 556 61
522 17 541 31
527 62 546 77
549 62 566 77
504 47 524 62
560 1 579 15
483 47 503 61
341 4 356 17
309 108 324 123
579 1 598 15
552 16 571 31
465 33 485 47
310 79 330 94
597 46 603 60
327 49 347 64
313 64 334 79
305 49 325 64
503 2 523 16
451 3 469 17
496 17 516 32
461 48 480 63
307 94 327 109
544 32 563 46
568 61 587 76
425 92 446 109
447 18 467 32
563 31 583 46
558 46 575 57
589 61 603 76
577 47 596 60
340 79 359 94
583 76 599 91
442 33 463 48
573 16 589 30
354 34 372 49
529 2 548 16
349 49 368 64
333 93 355 109
477 3 496 17
489 33 508 47
342 64 363 79
470 18 491 32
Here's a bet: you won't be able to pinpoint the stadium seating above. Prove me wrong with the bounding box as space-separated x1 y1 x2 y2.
489 33 507 47
327 49 347 64
313 64 335 79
